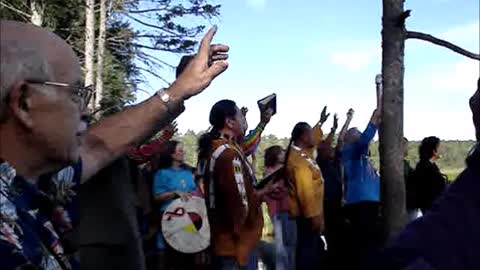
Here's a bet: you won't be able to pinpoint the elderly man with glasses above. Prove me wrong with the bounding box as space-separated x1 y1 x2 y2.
0 20 228 269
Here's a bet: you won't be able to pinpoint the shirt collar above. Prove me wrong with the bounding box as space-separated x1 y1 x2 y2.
292 145 302 152
220 133 234 142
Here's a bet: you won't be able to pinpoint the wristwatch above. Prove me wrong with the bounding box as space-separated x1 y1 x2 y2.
155 89 185 117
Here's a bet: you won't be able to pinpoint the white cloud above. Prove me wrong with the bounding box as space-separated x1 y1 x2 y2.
429 59 479 93
440 21 480 43
245 0 267 9
403 58 478 140
329 50 374 71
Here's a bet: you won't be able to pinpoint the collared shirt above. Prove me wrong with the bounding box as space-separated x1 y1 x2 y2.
0 159 81 270
342 122 380 204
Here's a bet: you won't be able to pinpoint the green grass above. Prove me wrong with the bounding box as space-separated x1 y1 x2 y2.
443 168 464 181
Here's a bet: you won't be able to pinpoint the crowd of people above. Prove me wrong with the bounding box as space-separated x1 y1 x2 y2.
1 20 479 270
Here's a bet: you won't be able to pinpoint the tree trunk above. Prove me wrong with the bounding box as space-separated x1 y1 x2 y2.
30 0 44 26
380 0 408 242
84 0 96 109
95 0 107 111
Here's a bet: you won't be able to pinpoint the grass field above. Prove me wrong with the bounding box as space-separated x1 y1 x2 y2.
444 168 465 181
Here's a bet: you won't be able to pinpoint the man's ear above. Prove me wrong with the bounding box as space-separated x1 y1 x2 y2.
7 82 34 129
225 117 234 130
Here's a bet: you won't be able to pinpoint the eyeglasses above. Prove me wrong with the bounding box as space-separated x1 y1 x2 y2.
27 80 94 111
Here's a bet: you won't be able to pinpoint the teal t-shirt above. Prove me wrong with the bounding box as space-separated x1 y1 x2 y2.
153 167 197 211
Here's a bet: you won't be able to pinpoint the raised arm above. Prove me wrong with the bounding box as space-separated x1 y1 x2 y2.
80 26 229 182
243 108 273 156
356 75 383 149
324 113 339 146
337 109 354 150
128 122 177 164
310 106 330 154
372 74 383 126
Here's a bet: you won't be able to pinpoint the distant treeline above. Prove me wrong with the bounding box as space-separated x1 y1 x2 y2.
175 130 475 179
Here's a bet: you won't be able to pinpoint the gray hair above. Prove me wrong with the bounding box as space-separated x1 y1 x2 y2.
0 40 52 120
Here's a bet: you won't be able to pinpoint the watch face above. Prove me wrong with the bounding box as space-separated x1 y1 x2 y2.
160 92 170 102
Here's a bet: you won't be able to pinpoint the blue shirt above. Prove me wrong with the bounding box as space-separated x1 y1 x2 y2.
342 123 380 204
153 167 197 211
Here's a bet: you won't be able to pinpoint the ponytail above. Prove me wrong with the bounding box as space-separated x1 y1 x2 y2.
198 128 221 160
284 122 311 167
284 138 294 167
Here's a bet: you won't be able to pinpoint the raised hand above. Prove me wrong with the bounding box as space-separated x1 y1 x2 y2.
241 107 249 117
375 74 383 109
347 108 355 119
171 26 229 100
261 108 274 124
332 113 339 130
320 106 331 125
375 74 382 85
162 121 178 139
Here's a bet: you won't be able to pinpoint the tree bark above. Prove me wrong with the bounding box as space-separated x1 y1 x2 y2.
380 0 408 242
30 0 44 26
95 0 107 110
84 0 96 109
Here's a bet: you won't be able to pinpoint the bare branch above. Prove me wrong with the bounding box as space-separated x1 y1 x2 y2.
132 42 187 54
132 43 162 50
137 51 175 69
124 14 182 37
134 66 172 85
406 31 480 60
127 8 167 13
135 34 177 39
0 1 31 19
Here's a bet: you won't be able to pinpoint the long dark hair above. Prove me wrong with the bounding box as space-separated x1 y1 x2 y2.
419 136 440 161
284 122 311 166
264 145 284 168
154 140 191 171
198 100 238 159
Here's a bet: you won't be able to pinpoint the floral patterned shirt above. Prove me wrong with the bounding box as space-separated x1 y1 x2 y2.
0 159 81 270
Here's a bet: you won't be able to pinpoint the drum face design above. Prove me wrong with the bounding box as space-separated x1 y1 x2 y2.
162 197 211 253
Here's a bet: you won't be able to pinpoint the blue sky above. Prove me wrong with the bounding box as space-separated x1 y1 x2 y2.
134 0 480 140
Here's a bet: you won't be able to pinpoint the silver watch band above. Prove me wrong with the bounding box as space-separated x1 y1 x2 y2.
155 89 185 118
